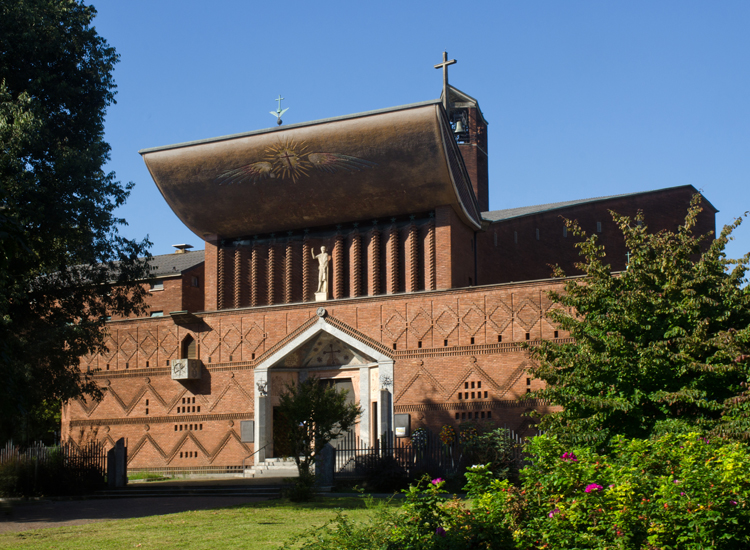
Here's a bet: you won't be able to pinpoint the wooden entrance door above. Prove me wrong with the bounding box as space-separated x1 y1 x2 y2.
272 407 292 458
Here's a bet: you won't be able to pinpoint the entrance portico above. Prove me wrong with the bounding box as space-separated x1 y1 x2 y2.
253 310 394 465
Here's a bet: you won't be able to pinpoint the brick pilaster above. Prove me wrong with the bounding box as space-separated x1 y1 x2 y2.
333 231 344 299
368 223 381 296
386 220 399 294
302 234 311 302
406 219 418 293
284 238 293 304
267 242 276 306
350 227 362 297
435 206 452 289
250 241 259 307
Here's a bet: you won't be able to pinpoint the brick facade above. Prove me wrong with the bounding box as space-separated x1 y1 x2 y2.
65 279 564 470
64 88 718 472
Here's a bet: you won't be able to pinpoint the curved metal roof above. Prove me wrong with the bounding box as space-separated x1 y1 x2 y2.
140 102 481 240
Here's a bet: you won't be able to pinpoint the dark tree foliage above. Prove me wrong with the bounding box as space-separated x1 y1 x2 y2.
0 0 151 443
529 196 750 446
277 376 362 479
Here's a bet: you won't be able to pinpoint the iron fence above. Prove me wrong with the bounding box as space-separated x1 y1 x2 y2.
333 427 529 481
0 440 107 495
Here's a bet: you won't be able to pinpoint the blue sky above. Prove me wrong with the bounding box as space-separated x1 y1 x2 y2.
91 1 750 264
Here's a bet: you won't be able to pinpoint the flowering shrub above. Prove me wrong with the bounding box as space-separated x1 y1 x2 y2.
291 433 750 550
470 433 750 549
439 425 456 446
412 427 428 449
459 425 477 444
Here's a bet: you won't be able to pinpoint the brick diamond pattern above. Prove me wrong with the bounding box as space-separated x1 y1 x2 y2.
408 309 432 341
487 300 513 334
461 304 485 336
140 332 158 359
243 322 266 354
159 330 178 359
119 333 138 361
222 326 242 356
383 311 407 342
102 336 118 360
515 300 541 331
434 307 459 337
201 330 220 359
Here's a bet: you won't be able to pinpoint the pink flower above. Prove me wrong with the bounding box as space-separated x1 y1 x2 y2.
585 484 603 493
435 527 446 537
431 478 444 485
561 452 578 462
548 508 560 518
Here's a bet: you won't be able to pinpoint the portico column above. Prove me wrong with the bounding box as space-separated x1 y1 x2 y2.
253 368 271 465
377 360 395 444
358 366 371 447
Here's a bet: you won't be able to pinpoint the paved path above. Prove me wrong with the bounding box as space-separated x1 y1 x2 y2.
0 495 268 534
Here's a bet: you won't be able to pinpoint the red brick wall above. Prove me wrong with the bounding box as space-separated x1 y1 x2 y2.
67 278 571 469
204 239 219 311
181 263 205 312
458 106 489 212
478 187 717 285
144 277 185 316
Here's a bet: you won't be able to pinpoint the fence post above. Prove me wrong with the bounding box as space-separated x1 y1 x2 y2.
316 443 335 488
108 438 127 488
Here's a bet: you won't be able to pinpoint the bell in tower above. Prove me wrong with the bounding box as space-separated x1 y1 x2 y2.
442 84 489 212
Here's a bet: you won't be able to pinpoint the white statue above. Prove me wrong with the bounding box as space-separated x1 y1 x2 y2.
312 246 331 300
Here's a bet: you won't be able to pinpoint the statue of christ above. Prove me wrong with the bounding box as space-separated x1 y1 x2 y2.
312 246 331 298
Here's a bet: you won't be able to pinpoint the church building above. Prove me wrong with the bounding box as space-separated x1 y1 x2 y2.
61 58 716 473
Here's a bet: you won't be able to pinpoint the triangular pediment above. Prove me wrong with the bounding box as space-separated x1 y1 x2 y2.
259 314 390 371
277 332 375 368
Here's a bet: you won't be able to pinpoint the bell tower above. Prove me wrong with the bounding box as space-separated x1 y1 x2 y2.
444 85 489 212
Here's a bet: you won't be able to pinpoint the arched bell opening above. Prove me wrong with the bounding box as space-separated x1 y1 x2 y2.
181 334 197 360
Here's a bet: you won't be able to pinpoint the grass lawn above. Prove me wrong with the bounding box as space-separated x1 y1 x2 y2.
0 497 393 550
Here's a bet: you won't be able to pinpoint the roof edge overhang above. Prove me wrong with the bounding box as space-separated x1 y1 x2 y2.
139 99 442 155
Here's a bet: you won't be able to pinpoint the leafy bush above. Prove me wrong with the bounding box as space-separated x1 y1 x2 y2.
283 469 317 502
359 455 408 493
291 475 512 550
460 426 515 481
292 432 750 549
468 433 750 549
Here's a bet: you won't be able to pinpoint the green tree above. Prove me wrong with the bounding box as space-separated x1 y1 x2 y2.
529 196 750 446
277 376 362 480
0 0 151 444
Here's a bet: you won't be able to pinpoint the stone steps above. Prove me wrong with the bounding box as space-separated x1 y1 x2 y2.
244 457 300 479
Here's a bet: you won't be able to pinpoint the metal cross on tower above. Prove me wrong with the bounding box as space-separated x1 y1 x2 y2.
270 95 289 126
434 51 457 113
